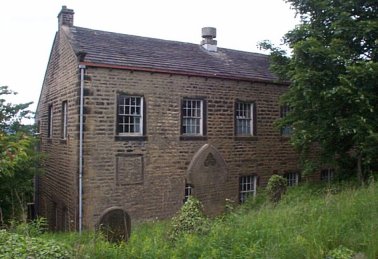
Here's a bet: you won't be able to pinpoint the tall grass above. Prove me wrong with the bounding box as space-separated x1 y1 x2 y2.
42 182 378 258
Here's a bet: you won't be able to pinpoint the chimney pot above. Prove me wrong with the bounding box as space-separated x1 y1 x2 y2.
202 27 217 39
201 27 217 52
58 6 74 29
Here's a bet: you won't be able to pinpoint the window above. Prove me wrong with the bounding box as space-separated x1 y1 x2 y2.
235 101 256 136
48 105 53 138
321 168 334 182
181 98 204 136
117 95 144 136
62 207 68 232
284 172 299 187
280 105 293 136
239 175 257 203
52 201 58 231
37 120 41 134
61 101 68 139
184 183 193 203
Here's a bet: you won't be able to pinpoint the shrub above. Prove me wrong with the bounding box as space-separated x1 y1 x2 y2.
0 229 71 258
326 245 355 259
266 174 287 203
168 197 210 241
9 217 47 237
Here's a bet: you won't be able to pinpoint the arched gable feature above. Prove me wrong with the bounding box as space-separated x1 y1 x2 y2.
187 144 228 216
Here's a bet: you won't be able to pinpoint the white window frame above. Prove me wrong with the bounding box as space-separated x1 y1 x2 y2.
236 102 254 136
285 172 299 187
281 105 293 136
184 183 193 203
182 99 203 136
48 104 53 138
239 175 257 203
321 168 334 182
117 95 144 136
62 101 68 140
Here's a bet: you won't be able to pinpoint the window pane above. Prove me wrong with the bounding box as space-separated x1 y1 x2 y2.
236 102 253 136
182 99 203 135
118 96 143 135
184 184 193 203
281 105 292 136
62 101 68 139
285 172 298 186
239 175 256 203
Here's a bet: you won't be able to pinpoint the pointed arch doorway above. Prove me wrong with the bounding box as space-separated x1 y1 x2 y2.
187 144 228 216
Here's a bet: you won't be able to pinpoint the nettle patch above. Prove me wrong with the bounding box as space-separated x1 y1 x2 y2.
0 229 71 258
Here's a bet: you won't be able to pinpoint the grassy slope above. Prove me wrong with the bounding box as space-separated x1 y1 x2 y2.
48 182 378 258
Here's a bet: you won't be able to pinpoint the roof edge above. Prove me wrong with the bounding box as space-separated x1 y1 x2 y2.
79 61 290 86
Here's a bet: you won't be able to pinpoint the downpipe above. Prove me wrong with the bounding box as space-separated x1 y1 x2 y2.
78 64 86 233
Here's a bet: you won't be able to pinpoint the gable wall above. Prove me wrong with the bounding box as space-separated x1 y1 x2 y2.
81 67 300 228
36 28 80 231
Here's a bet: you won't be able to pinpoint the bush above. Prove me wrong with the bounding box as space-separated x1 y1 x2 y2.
266 174 287 203
326 245 355 259
9 217 47 237
0 229 71 258
168 197 210 241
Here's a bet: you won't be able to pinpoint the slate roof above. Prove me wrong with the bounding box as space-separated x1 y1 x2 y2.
66 26 280 83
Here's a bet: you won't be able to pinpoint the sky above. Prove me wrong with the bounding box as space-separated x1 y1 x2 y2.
0 0 299 112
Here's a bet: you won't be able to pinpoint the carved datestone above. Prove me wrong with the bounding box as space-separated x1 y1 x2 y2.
116 155 143 185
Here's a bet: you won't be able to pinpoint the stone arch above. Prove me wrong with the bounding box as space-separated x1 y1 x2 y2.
187 144 228 216
96 207 131 242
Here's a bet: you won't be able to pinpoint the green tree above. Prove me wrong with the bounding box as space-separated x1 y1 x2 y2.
0 86 40 223
260 0 378 182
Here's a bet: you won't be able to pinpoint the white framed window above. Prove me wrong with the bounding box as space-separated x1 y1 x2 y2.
48 104 53 138
321 168 334 182
117 95 144 136
280 105 293 136
182 99 203 136
61 101 68 139
284 172 299 187
184 183 193 203
239 175 257 203
235 102 255 136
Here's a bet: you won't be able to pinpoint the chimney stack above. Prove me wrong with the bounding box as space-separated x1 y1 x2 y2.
201 27 217 52
58 6 74 29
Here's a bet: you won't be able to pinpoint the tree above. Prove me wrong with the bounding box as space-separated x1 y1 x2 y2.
260 0 378 182
0 86 40 223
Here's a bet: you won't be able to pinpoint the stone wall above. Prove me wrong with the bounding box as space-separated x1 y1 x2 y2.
81 67 301 228
36 27 80 231
37 28 311 231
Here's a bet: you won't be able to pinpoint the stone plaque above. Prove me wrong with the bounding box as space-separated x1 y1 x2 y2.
116 155 143 185
204 153 217 167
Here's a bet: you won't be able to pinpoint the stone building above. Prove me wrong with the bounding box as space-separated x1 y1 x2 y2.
35 6 321 233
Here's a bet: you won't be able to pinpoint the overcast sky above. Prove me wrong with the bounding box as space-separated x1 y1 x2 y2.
0 0 298 112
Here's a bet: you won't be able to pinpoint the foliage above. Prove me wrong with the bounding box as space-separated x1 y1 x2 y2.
0 229 71 258
0 86 40 223
168 196 210 241
260 0 378 182
27 181 376 258
266 174 287 203
326 245 355 259
8 217 47 237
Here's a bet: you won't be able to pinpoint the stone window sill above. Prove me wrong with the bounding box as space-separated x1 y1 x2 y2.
115 135 148 141
234 136 258 141
180 135 208 141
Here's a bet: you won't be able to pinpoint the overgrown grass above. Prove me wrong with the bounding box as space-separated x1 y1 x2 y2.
3 181 377 258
